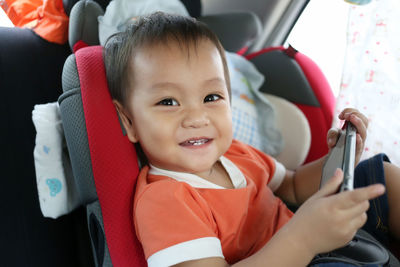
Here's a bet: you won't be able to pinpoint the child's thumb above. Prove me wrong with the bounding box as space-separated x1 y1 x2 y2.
314 169 344 198
327 128 340 149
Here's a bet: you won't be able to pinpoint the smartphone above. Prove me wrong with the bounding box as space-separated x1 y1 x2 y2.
320 122 357 191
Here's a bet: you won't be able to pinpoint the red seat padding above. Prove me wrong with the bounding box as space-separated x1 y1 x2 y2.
247 46 336 163
76 46 146 266
291 49 335 162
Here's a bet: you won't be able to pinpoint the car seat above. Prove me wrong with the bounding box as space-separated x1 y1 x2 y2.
67 0 262 54
60 45 144 266
247 46 336 163
58 46 313 267
57 2 267 266
58 35 400 267
57 1 400 265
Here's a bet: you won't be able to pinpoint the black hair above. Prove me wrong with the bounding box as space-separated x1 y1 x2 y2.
103 11 230 106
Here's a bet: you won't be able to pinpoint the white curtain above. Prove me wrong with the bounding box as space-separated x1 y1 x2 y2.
334 0 400 165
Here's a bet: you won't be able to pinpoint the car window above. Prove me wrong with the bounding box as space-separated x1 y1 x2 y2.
286 0 350 96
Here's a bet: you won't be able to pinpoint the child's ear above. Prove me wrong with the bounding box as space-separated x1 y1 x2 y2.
113 100 139 143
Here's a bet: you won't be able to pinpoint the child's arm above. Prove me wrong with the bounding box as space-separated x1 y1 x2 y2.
275 108 369 206
174 170 385 267
274 157 325 205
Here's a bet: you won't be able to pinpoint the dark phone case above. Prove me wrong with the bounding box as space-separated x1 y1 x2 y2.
320 122 357 191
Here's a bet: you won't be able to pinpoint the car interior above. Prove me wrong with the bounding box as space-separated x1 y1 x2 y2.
1 0 399 266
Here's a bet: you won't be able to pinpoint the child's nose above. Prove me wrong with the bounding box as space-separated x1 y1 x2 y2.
182 107 210 128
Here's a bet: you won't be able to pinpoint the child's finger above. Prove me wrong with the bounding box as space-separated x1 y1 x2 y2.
348 114 367 142
339 110 368 141
346 200 370 218
349 210 368 231
327 128 340 149
337 184 385 209
339 108 368 128
355 134 364 161
313 169 343 198
344 201 369 232
338 108 356 120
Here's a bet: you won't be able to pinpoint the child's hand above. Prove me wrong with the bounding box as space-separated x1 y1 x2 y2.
327 108 369 165
285 169 385 256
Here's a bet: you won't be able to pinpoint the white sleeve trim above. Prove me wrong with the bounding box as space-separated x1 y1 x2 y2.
147 237 224 267
268 160 286 192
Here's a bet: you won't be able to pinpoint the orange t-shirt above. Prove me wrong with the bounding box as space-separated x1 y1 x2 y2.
134 140 293 266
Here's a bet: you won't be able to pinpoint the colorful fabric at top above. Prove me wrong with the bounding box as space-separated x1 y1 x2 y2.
1 0 68 44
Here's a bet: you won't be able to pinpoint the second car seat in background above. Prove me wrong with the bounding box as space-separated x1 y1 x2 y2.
247 46 336 164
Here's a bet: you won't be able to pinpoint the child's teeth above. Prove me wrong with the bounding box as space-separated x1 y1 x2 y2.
188 139 207 145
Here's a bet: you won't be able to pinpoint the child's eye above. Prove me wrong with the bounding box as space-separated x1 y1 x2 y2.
204 94 221 103
157 98 179 106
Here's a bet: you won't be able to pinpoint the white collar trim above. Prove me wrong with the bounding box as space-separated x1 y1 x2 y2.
149 156 247 189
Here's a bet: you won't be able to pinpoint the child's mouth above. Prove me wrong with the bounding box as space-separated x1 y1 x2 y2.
179 138 211 146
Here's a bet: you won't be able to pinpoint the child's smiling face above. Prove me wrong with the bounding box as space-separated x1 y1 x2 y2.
118 39 233 176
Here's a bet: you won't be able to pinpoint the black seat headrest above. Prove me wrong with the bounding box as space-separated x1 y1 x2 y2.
63 0 111 16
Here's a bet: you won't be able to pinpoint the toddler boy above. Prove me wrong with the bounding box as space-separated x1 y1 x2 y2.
104 12 400 267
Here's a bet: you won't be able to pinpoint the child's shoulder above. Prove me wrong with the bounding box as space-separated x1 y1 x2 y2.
226 139 277 175
133 167 209 226
134 166 197 204
227 139 273 160
228 139 256 154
